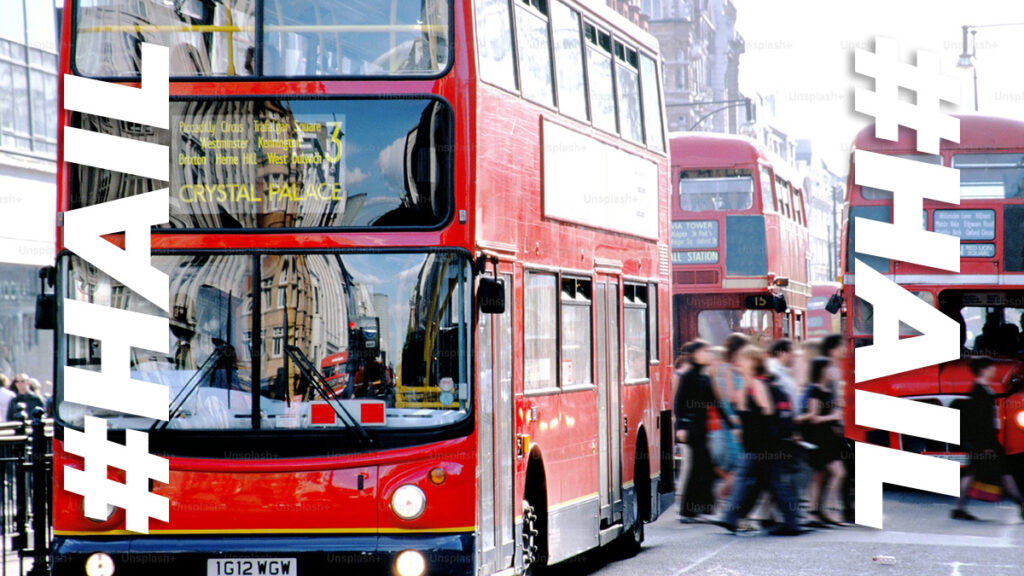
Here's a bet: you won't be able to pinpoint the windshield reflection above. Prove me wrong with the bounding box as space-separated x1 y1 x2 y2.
59 252 471 432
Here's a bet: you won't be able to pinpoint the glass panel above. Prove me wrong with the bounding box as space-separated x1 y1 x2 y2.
639 54 663 151
680 170 753 211
76 0 450 78
724 215 767 276
949 292 1024 357
861 153 941 199
475 0 517 91
75 0 256 77
623 306 646 381
853 291 933 337
60 254 255 430
586 34 615 132
264 0 449 76
953 153 1024 200
759 166 774 210
12 64 28 135
846 205 890 273
514 6 553 107
29 69 46 141
0 62 13 133
560 279 591 386
524 272 557 391
648 283 657 361
1005 205 1024 272
550 1 586 121
72 98 452 229
615 60 642 143
697 309 773 347
59 251 472 431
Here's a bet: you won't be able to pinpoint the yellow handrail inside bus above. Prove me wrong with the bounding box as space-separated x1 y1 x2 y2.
79 24 447 33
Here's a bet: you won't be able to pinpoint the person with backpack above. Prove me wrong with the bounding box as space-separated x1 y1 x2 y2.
714 345 807 535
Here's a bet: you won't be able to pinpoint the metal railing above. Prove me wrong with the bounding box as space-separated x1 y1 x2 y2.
0 408 53 576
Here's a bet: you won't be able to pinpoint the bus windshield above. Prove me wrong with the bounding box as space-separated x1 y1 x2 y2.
58 251 472 432
73 0 450 78
679 170 754 211
940 290 1024 357
72 97 452 229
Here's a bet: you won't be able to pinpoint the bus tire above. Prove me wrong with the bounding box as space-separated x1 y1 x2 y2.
522 462 548 575
613 444 649 558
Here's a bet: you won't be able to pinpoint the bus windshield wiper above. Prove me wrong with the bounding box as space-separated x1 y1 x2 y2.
285 345 369 443
150 339 230 432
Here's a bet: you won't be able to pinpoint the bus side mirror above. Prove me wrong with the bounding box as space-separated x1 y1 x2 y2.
825 292 843 314
478 276 505 315
35 266 56 330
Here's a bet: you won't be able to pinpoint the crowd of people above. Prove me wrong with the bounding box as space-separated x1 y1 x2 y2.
674 331 1024 533
0 372 50 423
672 333 853 535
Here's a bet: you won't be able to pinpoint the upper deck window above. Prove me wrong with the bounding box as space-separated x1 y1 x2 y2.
614 42 642 144
73 0 450 78
72 97 452 230
639 54 664 152
475 0 518 90
679 169 754 212
953 153 1024 200
584 23 616 133
860 153 941 200
514 0 554 107
550 1 587 121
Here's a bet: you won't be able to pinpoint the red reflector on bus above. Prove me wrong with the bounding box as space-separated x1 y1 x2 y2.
311 403 335 425
361 403 385 425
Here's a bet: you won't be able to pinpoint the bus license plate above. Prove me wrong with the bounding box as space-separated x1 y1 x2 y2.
207 558 296 576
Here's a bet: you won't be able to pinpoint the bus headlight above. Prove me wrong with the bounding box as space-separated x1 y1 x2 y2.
395 550 426 576
391 484 426 520
85 552 115 576
1015 409 1024 430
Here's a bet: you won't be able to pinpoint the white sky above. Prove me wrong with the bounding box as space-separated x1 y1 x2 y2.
731 0 1024 175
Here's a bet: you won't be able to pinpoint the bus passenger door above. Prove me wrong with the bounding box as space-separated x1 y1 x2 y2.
478 272 515 572
595 277 623 523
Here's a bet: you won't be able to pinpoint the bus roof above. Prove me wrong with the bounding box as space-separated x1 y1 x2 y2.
669 132 767 170
853 114 1024 154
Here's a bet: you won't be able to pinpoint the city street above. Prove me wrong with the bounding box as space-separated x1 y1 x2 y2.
569 490 1024 576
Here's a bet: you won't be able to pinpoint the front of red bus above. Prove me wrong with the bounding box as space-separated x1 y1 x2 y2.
668 133 808 347
54 1 479 575
843 117 1024 483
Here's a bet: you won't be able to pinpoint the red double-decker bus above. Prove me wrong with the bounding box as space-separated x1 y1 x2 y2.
52 1 673 575
806 282 842 340
669 133 810 349
841 115 1024 482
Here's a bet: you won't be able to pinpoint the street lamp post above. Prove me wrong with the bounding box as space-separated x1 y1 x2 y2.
957 22 1024 113
957 26 978 112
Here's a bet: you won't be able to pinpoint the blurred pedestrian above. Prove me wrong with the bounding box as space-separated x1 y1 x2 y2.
676 340 733 520
952 357 1024 521
799 357 848 526
0 374 14 422
716 346 807 535
6 373 44 422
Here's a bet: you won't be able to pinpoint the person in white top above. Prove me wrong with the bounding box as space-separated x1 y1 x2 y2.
768 339 797 404
0 374 16 423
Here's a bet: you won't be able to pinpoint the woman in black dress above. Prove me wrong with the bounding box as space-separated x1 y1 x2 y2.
799 356 847 525
675 340 732 519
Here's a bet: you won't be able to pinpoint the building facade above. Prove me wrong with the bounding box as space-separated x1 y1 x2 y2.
641 0 744 133
0 0 59 386
796 139 844 284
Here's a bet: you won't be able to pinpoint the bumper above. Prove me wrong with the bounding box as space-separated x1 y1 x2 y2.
52 533 475 576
